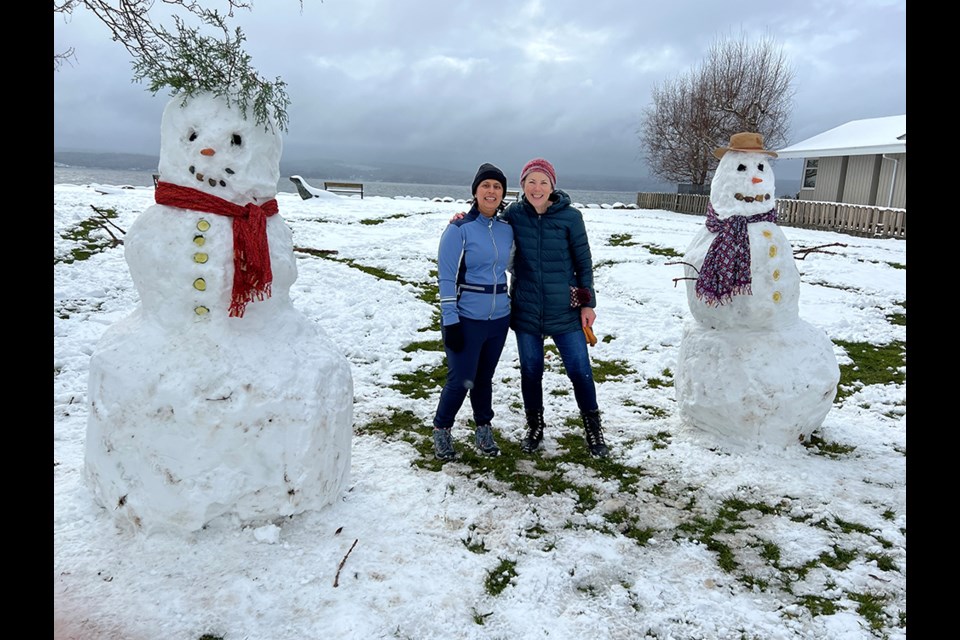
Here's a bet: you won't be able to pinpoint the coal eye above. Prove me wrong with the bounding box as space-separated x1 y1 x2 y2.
231 133 242 146
737 164 746 171
757 163 765 171
188 131 198 142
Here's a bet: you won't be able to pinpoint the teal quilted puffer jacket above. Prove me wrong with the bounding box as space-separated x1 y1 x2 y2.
501 190 595 336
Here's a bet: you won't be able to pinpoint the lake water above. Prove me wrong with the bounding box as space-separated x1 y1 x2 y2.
53 165 650 207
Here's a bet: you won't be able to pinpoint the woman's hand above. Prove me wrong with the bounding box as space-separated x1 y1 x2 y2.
581 307 596 328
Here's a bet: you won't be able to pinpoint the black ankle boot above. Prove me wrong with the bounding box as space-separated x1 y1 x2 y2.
581 409 609 458
521 410 545 453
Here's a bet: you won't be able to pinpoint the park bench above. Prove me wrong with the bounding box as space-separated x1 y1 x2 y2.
324 181 364 199
503 189 520 204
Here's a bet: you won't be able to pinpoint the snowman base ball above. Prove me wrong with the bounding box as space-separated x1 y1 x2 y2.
675 319 839 448
84 317 353 536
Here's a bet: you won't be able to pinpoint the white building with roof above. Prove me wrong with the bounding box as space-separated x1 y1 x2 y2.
776 115 905 209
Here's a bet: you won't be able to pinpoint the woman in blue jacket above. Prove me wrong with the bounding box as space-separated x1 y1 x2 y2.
432 163 514 461
501 158 609 458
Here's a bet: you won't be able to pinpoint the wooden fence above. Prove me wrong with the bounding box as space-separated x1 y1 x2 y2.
634 193 906 239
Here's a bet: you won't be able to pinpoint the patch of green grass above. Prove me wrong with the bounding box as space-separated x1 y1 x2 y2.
609 233 638 247
472 608 493 625
294 246 338 258
402 340 442 353
390 364 446 399
360 409 425 445
818 545 857 570
758 540 781 563
646 376 672 389
646 431 671 449
848 591 891 630
886 299 906 326
833 340 906 401
642 244 682 258
484 559 518 596
865 552 898 572
57 205 125 264
738 575 770 591
603 508 656 545
639 404 668 419
802 433 856 458
796 594 838 616
591 358 636 383
675 514 739 572
833 518 874 535
462 527 489 554
301 252 439 306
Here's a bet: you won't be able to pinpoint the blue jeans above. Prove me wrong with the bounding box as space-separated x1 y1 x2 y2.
433 315 511 429
515 329 598 415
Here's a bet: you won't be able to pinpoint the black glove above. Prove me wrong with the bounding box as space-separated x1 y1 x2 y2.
443 323 465 353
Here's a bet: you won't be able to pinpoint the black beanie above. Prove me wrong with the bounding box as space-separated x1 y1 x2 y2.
471 163 508 196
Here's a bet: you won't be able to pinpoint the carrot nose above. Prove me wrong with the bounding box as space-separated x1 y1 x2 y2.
200 148 216 156
751 177 763 184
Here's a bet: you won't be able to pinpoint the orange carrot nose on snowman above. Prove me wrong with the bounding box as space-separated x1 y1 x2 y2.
201 148 216 156
752 177 763 184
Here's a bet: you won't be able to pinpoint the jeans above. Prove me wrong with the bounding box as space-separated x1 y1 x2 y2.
433 315 511 429
515 329 598 414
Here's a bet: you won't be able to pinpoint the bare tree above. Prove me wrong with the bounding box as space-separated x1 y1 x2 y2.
53 1 300 131
639 32 795 188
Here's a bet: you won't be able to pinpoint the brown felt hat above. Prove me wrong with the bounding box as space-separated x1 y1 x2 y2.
713 132 778 159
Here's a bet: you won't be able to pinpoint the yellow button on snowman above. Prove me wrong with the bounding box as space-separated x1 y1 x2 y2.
675 133 840 449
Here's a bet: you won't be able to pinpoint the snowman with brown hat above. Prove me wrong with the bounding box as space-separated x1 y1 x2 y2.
674 132 840 448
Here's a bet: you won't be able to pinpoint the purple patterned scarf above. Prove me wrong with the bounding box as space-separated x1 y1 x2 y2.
695 203 778 306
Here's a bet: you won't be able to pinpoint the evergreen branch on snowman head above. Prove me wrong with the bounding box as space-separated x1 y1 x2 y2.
56 1 291 133
134 15 289 133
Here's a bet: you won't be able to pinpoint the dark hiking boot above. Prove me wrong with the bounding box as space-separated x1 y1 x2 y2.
433 428 456 461
521 410 545 454
474 424 500 456
581 409 609 458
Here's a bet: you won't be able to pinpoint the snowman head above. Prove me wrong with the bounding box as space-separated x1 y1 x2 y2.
709 132 777 218
157 92 282 204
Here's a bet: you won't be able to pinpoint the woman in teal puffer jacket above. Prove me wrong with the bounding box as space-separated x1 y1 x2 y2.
501 158 608 458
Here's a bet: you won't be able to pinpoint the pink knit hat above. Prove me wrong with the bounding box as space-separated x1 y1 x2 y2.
520 158 557 190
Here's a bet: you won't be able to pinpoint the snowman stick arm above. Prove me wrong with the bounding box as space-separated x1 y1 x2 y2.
793 242 848 260
664 260 700 274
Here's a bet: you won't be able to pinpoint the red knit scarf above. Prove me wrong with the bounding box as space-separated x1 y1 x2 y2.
154 181 279 318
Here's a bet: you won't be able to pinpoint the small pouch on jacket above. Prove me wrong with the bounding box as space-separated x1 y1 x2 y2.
582 325 597 347
570 286 592 307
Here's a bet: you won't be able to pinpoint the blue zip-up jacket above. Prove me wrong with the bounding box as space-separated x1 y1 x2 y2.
438 205 514 326
500 190 595 335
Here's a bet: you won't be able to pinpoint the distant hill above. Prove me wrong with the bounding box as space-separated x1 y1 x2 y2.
53 151 798 196
54 151 160 172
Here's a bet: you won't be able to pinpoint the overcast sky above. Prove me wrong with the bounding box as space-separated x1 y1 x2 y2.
53 0 906 182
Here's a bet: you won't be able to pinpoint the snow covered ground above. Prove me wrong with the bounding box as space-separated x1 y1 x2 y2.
54 184 906 640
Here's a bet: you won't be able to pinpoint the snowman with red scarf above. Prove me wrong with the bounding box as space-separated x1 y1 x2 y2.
675 132 839 448
85 92 353 534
